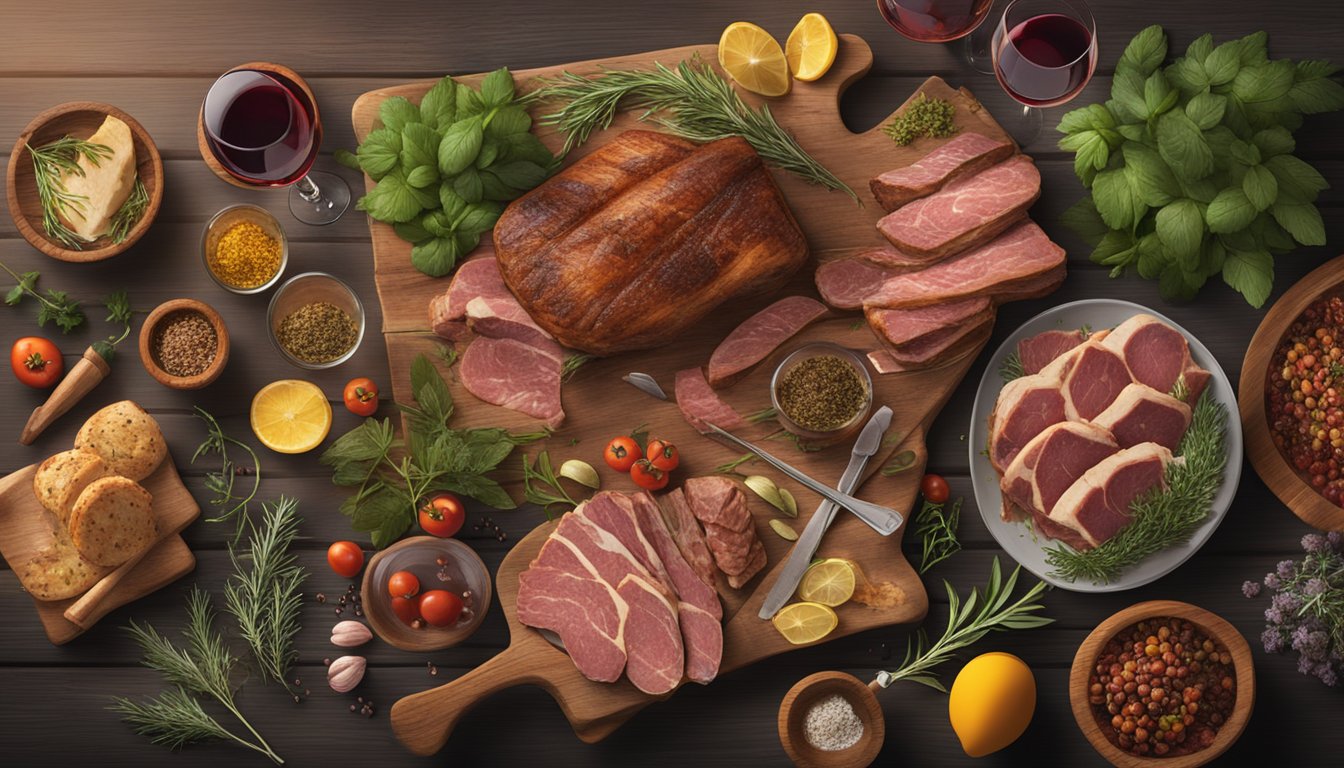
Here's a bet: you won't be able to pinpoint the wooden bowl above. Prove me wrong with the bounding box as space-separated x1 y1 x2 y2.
1241 254 1344 531
138 299 229 390
1069 600 1255 768
361 537 492 652
778 671 885 768
6 102 163 262
196 62 322 189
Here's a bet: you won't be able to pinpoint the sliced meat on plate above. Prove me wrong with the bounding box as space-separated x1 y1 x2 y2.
707 296 828 388
428 253 504 341
675 367 749 433
999 421 1119 523
615 574 684 695
515 566 627 682
459 336 565 427
1103 314 1211 404
864 296 990 347
869 132 1017 211
657 488 721 593
989 368 1068 472
1017 329 1088 375
1092 383 1192 452
1049 443 1175 549
876 155 1041 260
1049 341 1134 421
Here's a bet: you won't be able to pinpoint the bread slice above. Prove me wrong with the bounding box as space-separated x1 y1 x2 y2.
17 530 111 601
32 449 111 526
74 401 167 481
68 476 157 567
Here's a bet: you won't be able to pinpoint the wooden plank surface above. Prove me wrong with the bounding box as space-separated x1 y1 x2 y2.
1 0 1343 765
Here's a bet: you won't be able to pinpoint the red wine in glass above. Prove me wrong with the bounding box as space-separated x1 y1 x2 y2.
877 0 995 43
994 12 1095 106
203 69 317 186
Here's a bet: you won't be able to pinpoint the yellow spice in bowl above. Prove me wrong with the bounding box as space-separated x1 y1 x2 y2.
210 221 281 288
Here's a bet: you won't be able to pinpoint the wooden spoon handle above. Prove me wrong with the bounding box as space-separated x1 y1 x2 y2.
63 548 147 628
20 346 109 445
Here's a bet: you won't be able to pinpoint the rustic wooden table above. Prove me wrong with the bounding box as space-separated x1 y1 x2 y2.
1 1 1340 765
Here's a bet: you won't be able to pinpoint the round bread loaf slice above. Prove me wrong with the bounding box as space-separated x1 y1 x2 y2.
68 476 157 567
16 532 111 601
32 449 111 526
74 400 167 481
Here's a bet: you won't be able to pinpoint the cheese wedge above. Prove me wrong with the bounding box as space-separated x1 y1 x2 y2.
57 115 137 242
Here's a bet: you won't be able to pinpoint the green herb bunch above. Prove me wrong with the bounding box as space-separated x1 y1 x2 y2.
914 497 962 574
338 69 556 277
1058 26 1344 307
2 262 135 359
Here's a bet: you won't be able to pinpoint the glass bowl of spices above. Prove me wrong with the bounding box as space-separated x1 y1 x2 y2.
202 204 288 294
267 272 365 370
771 343 874 449
359 536 492 652
138 298 230 389
778 671 885 767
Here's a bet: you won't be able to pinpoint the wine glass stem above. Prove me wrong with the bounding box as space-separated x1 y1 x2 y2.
296 174 323 203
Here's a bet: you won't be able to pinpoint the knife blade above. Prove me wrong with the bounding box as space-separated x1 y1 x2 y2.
759 406 892 619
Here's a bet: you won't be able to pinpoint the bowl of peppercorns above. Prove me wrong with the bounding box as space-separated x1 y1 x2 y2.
138 298 229 389
1070 600 1254 768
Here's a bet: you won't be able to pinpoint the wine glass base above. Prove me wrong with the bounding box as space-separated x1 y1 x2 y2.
290 170 351 226
999 105 1044 147
963 13 997 74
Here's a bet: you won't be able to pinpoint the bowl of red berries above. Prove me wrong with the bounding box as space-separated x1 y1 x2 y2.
361 536 491 652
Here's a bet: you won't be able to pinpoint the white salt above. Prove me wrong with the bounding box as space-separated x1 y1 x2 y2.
803 693 864 751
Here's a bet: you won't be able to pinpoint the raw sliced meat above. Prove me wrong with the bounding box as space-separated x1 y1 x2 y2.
707 296 828 388
702 523 757 573
683 477 751 532
814 258 891 310
459 336 564 428
1103 314 1211 405
1092 383 1192 452
727 539 766 589
657 489 720 592
1050 443 1175 548
675 368 748 433
677 602 723 684
577 492 673 595
464 295 560 356
869 132 1017 211
429 293 471 341
867 349 910 374
876 155 1041 259
629 493 721 618
429 254 504 342
1053 341 1134 421
1000 422 1119 522
516 566 627 682
853 243 943 269
989 368 1067 472
865 297 991 347
1018 329 1087 375
615 574 684 695
880 314 992 366
538 512 652 588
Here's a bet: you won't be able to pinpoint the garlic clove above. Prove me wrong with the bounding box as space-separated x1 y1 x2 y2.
328 655 367 693
331 620 373 648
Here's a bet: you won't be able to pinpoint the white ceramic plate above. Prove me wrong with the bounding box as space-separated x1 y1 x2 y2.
968 299 1243 593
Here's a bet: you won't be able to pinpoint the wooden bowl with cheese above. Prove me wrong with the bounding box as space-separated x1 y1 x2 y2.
5 102 163 262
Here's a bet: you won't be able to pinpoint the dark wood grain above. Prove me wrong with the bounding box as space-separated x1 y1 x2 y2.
2 1 1344 766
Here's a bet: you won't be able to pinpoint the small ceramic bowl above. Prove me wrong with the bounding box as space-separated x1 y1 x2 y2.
361 537 492 652
138 298 229 390
1069 600 1255 768
6 102 163 262
771 343 874 449
778 671 885 768
266 272 365 370
201 204 288 294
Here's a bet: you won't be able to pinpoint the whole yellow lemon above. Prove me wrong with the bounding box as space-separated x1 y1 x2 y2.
948 652 1036 757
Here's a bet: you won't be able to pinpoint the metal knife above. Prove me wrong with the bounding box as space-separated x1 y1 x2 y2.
759 406 892 619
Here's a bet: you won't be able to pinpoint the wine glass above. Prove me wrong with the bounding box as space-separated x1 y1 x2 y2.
201 65 350 226
876 0 998 71
991 0 1097 145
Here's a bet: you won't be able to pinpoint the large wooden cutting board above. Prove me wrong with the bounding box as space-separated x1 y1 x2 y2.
352 34 1017 754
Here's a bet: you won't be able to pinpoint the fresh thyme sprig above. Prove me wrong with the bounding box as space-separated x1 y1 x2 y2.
914 497 962 574
561 353 595 382
191 407 262 542
714 452 758 474
531 57 856 200
877 558 1052 692
28 137 112 248
522 450 584 519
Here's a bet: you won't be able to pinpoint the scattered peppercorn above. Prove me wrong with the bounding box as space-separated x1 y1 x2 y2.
276 301 357 364
777 355 868 432
1268 295 1344 506
316 593 326 604
883 93 958 146
151 310 217 377
210 220 282 289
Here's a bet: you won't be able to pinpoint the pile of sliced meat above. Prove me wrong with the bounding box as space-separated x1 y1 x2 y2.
515 478 765 694
989 314 1211 550
813 132 1067 372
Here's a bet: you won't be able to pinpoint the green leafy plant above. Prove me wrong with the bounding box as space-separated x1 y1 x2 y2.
223 497 306 697
338 68 556 277
1058 26 1344 306
521 450 588 519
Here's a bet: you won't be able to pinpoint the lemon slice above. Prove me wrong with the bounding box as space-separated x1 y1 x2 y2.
718 21 791 97
798 558 856 607
250 379 332 454
785 13 839 82
772 601 838 645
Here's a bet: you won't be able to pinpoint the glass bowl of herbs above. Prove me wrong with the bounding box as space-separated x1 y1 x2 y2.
266 272 364 370
201 204 288 295
771 342 873 449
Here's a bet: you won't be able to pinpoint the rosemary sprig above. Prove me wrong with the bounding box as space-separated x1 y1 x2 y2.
531 57 856 200
876 558 1052 692
522 450 584 519
914 497 962 573
191 407 262 543
28 137 112 248
109 177 149 244
999 350 1025 383
714 452 758 474
561 353 595 382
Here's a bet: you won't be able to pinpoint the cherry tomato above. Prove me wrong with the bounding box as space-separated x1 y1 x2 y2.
326 541 365 578
604 436 643 472
388 570 421 599
342 377 379 416
391 596 421 627
419 492 466 538
920 473 950 504
10 337 63 389
630 459 669 491
645 438 680 472
418 589 464 627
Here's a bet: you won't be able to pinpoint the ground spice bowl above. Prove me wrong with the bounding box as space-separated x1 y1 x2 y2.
138 298 229 390
201 203 288 294
267 272 365 370
771 343 874 450
778 671 885 768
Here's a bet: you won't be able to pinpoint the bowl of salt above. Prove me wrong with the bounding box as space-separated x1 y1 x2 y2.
778 671 884 768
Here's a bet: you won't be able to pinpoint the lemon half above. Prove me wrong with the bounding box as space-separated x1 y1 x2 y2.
786 13 839 81
798 558 857 607
718 21 792 97
250 379 332 454
772 601 838 645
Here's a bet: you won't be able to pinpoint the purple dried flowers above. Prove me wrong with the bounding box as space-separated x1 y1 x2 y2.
1243 529 1344 687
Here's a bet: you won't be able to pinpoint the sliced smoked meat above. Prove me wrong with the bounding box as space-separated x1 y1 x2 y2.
1000 422 1119 523
459 336 564 428
657 488 720 592
629 492 721 618
727 539 766 590
1018 329 1088 375
707 296 828 388
516 566 627 682
815 258 891 310
463 295 559 354
876 155 1040 260
1051 341 1133 421
675 368 748 433
1092 383 1192 452
989 368 1067 472
683 477 751 532
577 492 673 595
865 296 990 347
1050 443 1174 548
615 574 684 695
677 602 723 684
853 243 944 269
867 349 909 375
869 132 1017 211
1103 314 1211 405
429 254 502 341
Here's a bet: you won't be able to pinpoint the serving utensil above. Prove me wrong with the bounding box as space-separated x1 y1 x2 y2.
705 423 904 536
760 406 891 619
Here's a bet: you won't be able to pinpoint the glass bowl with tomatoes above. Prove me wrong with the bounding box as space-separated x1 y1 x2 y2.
360 536 491 651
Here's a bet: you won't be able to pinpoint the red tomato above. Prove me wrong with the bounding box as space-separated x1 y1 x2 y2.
604 436 643 472
920 473 950 504
418 589 464 627
10 337 63 389
342 377 379 416
630 459 669 491
391 596 421 627
388 570 421 599
645 438 680 472
326 541 365 578
419 492 466 538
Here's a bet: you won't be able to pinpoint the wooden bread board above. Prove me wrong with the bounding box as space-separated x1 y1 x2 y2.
351 34 1018 753
0 457 199 645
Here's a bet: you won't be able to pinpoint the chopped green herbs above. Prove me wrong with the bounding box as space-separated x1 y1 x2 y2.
883 93 958 146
